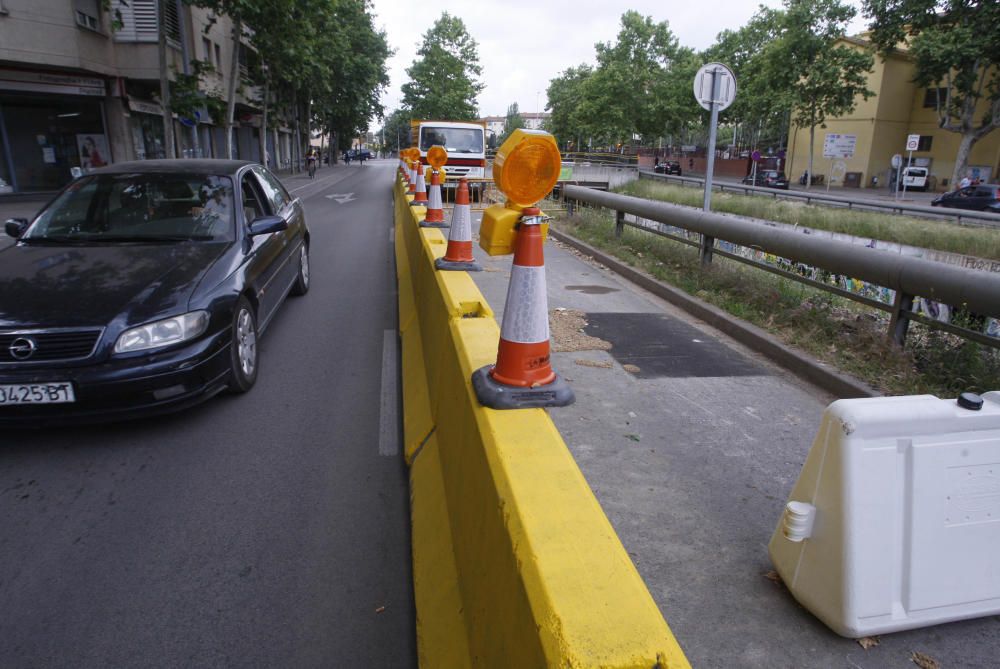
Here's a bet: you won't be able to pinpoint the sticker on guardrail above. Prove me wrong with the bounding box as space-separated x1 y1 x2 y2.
500 265 550 343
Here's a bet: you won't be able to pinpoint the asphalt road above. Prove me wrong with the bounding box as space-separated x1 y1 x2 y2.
0 161 416 667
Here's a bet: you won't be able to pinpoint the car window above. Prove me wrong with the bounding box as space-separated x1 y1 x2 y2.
241 174 268 223
26 174 234 242
973 187 995 197
252 167 290 214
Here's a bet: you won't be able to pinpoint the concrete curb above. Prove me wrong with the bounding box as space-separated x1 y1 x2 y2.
548 227 880 400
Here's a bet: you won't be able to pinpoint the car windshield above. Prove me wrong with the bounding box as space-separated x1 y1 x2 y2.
24 173 236 243
420 127 483 154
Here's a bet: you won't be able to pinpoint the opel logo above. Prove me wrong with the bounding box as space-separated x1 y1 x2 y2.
9 337 37 360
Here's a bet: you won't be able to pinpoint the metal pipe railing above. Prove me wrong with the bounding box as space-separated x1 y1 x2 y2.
638 171 1000 228
563 184 1000 348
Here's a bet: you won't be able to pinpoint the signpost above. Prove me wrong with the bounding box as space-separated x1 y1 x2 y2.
822 133 856 191
693 62 736 264
901 134 920 199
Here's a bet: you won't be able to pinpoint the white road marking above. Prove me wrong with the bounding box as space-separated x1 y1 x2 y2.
288 171 343 193
325 192 356 204
379 330 400 457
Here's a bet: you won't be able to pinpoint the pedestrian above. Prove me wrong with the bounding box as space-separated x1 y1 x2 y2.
959 174 971 189
307 150 317 178
358 149 366 166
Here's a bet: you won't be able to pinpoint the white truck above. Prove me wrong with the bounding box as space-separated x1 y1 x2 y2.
410 119 487 181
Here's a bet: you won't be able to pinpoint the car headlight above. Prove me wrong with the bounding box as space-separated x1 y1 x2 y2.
114 311 210 354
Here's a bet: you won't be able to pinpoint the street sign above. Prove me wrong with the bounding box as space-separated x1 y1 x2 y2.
822 133 856 159
751 150 761 162
891 153 902 168
906 134 920 152
693 62 736 112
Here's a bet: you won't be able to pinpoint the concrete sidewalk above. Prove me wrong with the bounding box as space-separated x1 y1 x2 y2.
464 210 998 668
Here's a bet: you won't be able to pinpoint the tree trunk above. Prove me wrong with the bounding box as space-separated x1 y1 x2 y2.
157 0 175 159
292 89 301 173
225 16 242 160
951 131 976 188
806 124 815 190
259 75 269 168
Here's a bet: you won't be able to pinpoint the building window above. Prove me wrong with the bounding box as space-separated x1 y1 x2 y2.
917 135 933 151
203 37 214 66
75 0 100 31
215 43 222 70
922 87 948 108
113 0 179 43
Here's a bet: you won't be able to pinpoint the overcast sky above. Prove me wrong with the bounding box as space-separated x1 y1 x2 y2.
368 0 869 123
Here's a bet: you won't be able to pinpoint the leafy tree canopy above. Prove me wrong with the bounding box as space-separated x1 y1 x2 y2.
401 12 484 120
498 102 525 146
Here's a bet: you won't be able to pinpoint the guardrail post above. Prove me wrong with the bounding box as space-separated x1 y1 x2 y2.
699 234 715 265
567 197 575 217
615 209 624 239
888 290 914 347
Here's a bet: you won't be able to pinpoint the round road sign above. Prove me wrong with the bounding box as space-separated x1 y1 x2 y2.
751 150 762 162
693 62 737 112
891 153 902 169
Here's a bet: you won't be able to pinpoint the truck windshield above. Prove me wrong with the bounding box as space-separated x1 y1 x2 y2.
420 128 483 154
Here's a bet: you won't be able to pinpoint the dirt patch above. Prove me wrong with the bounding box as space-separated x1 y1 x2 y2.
549 308 612 353
574 358 613 369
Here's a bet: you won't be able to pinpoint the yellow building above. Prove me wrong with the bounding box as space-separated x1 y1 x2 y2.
785 37 1000 191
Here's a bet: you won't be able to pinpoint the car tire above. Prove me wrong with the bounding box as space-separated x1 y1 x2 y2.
291 243 309 296
227 297 258 394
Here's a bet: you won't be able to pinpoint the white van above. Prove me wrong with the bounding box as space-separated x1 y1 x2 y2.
902 166 929 191
411 120 487 181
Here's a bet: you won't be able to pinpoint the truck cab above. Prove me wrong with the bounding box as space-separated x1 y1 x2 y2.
413 120 486 181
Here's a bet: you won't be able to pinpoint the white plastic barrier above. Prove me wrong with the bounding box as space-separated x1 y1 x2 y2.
769 391 1000 637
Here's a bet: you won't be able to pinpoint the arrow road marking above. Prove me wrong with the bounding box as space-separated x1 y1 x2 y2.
325 192 356 204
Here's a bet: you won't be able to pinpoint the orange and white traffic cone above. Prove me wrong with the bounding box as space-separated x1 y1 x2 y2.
410 164 428 206
472 207 573 409
435 179 481 270
407 161 417 194
421 169 448 228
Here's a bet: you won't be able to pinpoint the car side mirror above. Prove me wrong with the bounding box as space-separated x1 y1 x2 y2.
5 218 29 239
248 215 287 237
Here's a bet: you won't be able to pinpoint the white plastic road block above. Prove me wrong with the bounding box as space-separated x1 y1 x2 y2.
769 391 1000 637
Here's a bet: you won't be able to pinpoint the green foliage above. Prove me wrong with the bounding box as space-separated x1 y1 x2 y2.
862 0 1000 184
401 12 483 120
498 102 525 146
379 108 413 150
545 65 593 150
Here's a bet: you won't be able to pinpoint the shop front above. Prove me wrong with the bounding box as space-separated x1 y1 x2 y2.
0 68 109 193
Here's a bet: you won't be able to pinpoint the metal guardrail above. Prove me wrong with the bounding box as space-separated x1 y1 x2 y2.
562 184 1000 350
639 170 1000 229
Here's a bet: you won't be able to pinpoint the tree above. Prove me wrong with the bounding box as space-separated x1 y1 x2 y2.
863 0 1000 186
498 102 525 146
545 65 592 150
573 11 697 148
401 12 483 120
379 108 413 152
704 7 788 153
770 0 874 187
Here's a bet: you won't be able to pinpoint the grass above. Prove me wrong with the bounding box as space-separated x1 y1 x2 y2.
617 179 1000 261
555 207 1000 397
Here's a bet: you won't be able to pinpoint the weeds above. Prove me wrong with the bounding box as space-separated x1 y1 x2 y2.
617 179 1000 261
556 207 1000 397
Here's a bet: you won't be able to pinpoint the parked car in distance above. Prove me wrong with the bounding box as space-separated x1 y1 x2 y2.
654 161 682 175
901 166 929 191
931 184 1000 211
0 159 310 425
742 170 789 189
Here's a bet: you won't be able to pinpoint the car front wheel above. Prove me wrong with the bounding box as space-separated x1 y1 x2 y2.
227 297 258 393
291 243 309 296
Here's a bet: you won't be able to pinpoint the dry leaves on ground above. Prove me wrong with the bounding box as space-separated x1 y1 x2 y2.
549 309 612 353
764 570 783 585
623 364 641 374
910 651 940 669
857 636 880 650
574 359 613 369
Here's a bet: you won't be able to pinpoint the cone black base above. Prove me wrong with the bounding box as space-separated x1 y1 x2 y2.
436 258 482 272
472 366 575 409
419 221 449 228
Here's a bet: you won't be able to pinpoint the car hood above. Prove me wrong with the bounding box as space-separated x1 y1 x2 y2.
0 242 229 329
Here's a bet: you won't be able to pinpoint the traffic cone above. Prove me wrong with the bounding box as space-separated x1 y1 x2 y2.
410 164 428 206
435 179 481 270
472 207 573 409
421 169 448 228
407 161 416 194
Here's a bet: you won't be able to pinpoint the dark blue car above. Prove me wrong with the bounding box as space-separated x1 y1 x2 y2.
0 160 310 425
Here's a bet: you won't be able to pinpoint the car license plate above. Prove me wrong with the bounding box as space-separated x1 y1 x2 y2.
0 382 75 405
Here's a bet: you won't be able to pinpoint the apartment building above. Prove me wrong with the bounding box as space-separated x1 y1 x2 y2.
785 36 1000 190
0 0 291 195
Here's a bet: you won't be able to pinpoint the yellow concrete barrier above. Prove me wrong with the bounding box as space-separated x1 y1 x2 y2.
395 178 690 668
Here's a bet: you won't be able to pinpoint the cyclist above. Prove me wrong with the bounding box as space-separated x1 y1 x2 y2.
307 151 317 179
